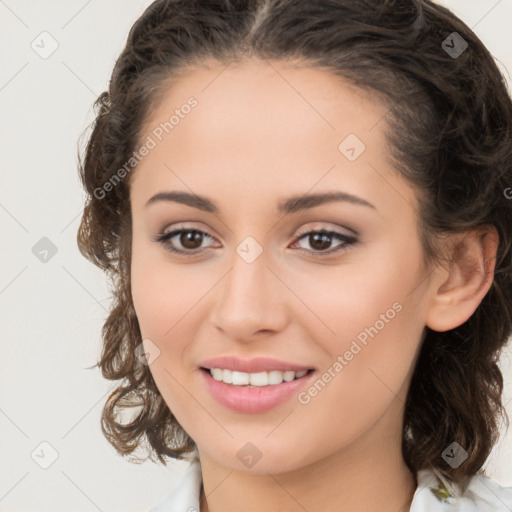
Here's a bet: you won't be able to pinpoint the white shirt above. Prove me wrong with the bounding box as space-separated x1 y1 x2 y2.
147 460 512 512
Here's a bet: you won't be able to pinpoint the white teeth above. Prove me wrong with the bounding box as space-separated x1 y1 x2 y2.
283 370 295 382
231 371 250 385
212 368 223 381
208 368 311 386
249 372 268 386
268 370 283 385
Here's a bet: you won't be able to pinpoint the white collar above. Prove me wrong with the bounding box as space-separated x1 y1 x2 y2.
410 466 512 511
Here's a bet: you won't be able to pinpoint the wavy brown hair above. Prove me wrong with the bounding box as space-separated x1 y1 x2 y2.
77 0 512 491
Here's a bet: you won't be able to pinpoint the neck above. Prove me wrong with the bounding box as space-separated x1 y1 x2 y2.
198 417 417 512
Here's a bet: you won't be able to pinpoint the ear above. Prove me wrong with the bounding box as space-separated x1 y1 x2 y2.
425 225 499 332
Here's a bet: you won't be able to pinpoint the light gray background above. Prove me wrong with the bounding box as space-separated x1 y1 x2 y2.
1 1 511 511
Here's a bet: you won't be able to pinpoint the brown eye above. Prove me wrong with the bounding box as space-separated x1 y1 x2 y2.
293 229 357 256
151 226 357 258
151 228 216 255
179 230 205 250
308 232 334 251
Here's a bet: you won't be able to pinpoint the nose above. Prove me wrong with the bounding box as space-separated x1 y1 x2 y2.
210 244 288 343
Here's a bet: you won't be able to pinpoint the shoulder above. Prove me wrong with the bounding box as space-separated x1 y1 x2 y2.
410 467 512 511
147 460 202 512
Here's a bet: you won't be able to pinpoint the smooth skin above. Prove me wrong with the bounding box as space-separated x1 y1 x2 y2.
129 58 498 512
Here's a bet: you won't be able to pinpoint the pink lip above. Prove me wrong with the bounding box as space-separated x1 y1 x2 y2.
200 368 316 414
200 356 314 373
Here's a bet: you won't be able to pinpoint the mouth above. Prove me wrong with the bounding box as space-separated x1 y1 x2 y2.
199 365 317 414
199 367 315 387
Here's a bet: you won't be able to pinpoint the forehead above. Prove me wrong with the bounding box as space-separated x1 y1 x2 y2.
139 57 386 149
130 57 416 219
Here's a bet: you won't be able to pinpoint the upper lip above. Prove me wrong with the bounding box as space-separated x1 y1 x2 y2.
200 356 314 373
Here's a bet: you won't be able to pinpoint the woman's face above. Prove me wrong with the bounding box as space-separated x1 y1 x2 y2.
129 58 437 474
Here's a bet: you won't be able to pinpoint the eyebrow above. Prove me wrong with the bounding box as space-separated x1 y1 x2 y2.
144 190 376 214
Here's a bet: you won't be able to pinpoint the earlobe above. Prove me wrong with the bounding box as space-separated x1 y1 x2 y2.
425 226 499 332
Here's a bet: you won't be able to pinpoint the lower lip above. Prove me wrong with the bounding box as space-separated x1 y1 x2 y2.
200 368 316 414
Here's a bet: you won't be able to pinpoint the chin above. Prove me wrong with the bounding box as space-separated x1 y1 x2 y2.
200 440 316 475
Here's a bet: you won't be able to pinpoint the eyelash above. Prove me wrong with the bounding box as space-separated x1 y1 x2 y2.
151 225 358 257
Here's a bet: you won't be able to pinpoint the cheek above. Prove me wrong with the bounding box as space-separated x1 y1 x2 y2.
302 248 424 411
130 246 212 391
296 311 421 457
130 242 202 339
131 255 201 421
297 250 415 347
131 258 169 339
